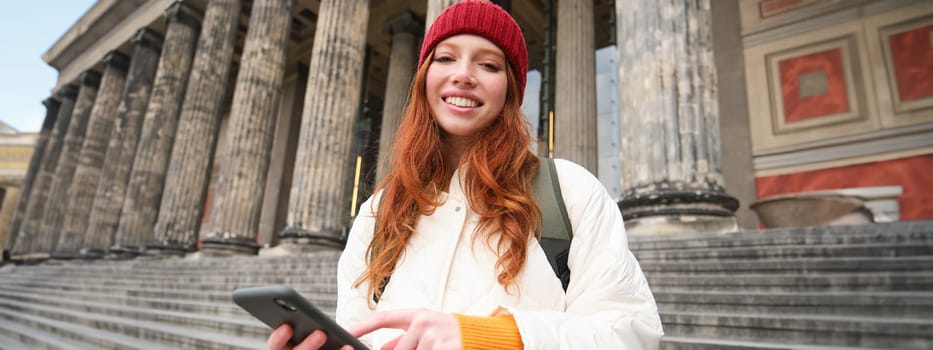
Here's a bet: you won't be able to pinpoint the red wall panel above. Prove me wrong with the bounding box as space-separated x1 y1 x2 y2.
756 154 933 220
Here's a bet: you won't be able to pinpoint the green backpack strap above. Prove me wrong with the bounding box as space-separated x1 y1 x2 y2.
533 156 574 291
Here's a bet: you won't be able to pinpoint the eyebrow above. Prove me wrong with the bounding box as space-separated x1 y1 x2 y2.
436 42 504 61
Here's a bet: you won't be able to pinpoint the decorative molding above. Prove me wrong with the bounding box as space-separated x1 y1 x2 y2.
753 123 933 171
864 1 933 129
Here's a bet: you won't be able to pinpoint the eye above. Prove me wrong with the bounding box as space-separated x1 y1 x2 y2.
433 56 454 63
481 63 501 72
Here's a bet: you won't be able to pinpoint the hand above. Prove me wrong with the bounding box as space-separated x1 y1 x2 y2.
349 309 461 350
267 324 354 350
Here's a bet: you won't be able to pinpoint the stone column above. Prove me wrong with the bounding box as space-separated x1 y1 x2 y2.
83 29 163 256
375 12 421 182
11 85 77 260
35 71 101 256
615 0 738 234
4 97 59 253
113 3 201 255
426 0 461 28
280 0 369 250
145 0 242 256
555 0 597 173
53 52 129 259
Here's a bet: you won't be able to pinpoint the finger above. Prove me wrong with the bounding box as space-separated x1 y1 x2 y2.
390 328 421 350
380 335 401 350
268 324 295 350
349 310 418 337
294 330 327 350
340 346 355 350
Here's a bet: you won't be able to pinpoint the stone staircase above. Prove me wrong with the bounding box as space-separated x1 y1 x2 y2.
631 221 933 349
0 251 341 349
0 221 930 349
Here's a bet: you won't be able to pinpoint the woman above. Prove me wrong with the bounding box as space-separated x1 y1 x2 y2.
269 1 662 349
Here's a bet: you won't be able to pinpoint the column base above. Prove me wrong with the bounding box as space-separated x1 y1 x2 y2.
619 187 740 235
10 252 50 264
198 235 259 257
278 226 346 250
108 245 144 260
78 248 107 260
624 214 738 235
145 243 195 258
49 251 85 260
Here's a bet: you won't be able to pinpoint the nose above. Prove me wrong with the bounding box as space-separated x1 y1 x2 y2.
451 62 476 88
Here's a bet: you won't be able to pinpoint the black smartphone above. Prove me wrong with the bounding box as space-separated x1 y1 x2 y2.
233 285 369 350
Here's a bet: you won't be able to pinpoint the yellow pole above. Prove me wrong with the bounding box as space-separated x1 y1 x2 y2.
350 155 362 217
548 110 554 158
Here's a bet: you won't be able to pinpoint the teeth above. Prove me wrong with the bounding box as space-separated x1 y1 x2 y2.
445 96 478 108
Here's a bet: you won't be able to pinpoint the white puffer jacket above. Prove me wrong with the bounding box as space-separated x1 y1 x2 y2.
336 159 663 349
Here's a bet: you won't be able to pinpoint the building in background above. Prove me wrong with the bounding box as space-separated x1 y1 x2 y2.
4 0 932 261
0 121 37 258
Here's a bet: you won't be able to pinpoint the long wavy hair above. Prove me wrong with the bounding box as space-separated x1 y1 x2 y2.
355 49 541 302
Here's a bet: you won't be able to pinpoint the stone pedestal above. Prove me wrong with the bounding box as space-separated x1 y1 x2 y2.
12 85 78 260
113 3 201 256
615 0 738 235
281 0 369 249
54 52 129 259
376 11 421 182
147 0 242 257
83 29 163 257
36 71 101 256
555 0 597 173
4 97 59 254
191 0 294 256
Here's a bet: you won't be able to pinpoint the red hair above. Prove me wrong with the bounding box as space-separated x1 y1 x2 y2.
356 50 540 302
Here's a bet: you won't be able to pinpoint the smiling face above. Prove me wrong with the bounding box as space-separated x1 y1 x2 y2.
426 34 509 144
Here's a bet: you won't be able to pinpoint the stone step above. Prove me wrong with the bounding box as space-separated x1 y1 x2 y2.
661 311 933 349
640 256 933 274
634 242 933 262
0 274 338 295
0 307 166 350
655 291 933 317
646 271 933 292
0 292 268 339
660 335 884 350
630 222 933 251
0 318 92 350
0 298 267 350
0 268 338 286
0 279 337 307
2 253 341 274
0 284 336 316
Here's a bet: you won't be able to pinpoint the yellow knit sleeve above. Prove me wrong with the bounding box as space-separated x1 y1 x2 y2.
452 313 524 350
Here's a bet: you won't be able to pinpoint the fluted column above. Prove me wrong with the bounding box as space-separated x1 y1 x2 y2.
53 52 129 259
375 12 421 182
84 29 163 256
554 0 597 173
426 0 461 28
113 3 201 255
35 71 101 256
189 0 294 256
616 0 737 234
12 86 77 260
4 97 59 253
281 0 369 249
145 0 243 256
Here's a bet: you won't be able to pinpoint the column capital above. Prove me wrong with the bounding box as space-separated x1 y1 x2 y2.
165 1 203 30
132 28 164 51
104 51 131 72
42 97 60 109
384 11 422 37
56 84 79 100
79 70 102 88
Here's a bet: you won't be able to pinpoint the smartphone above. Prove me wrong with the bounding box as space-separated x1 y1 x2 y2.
233 285 369 350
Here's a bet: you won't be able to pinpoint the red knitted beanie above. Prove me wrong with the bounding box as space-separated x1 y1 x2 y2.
419 0 528 102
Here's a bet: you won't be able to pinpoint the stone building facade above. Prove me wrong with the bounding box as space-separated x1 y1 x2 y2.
3 0 932 261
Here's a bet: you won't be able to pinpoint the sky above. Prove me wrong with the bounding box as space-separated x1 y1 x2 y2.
0 1 97 133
